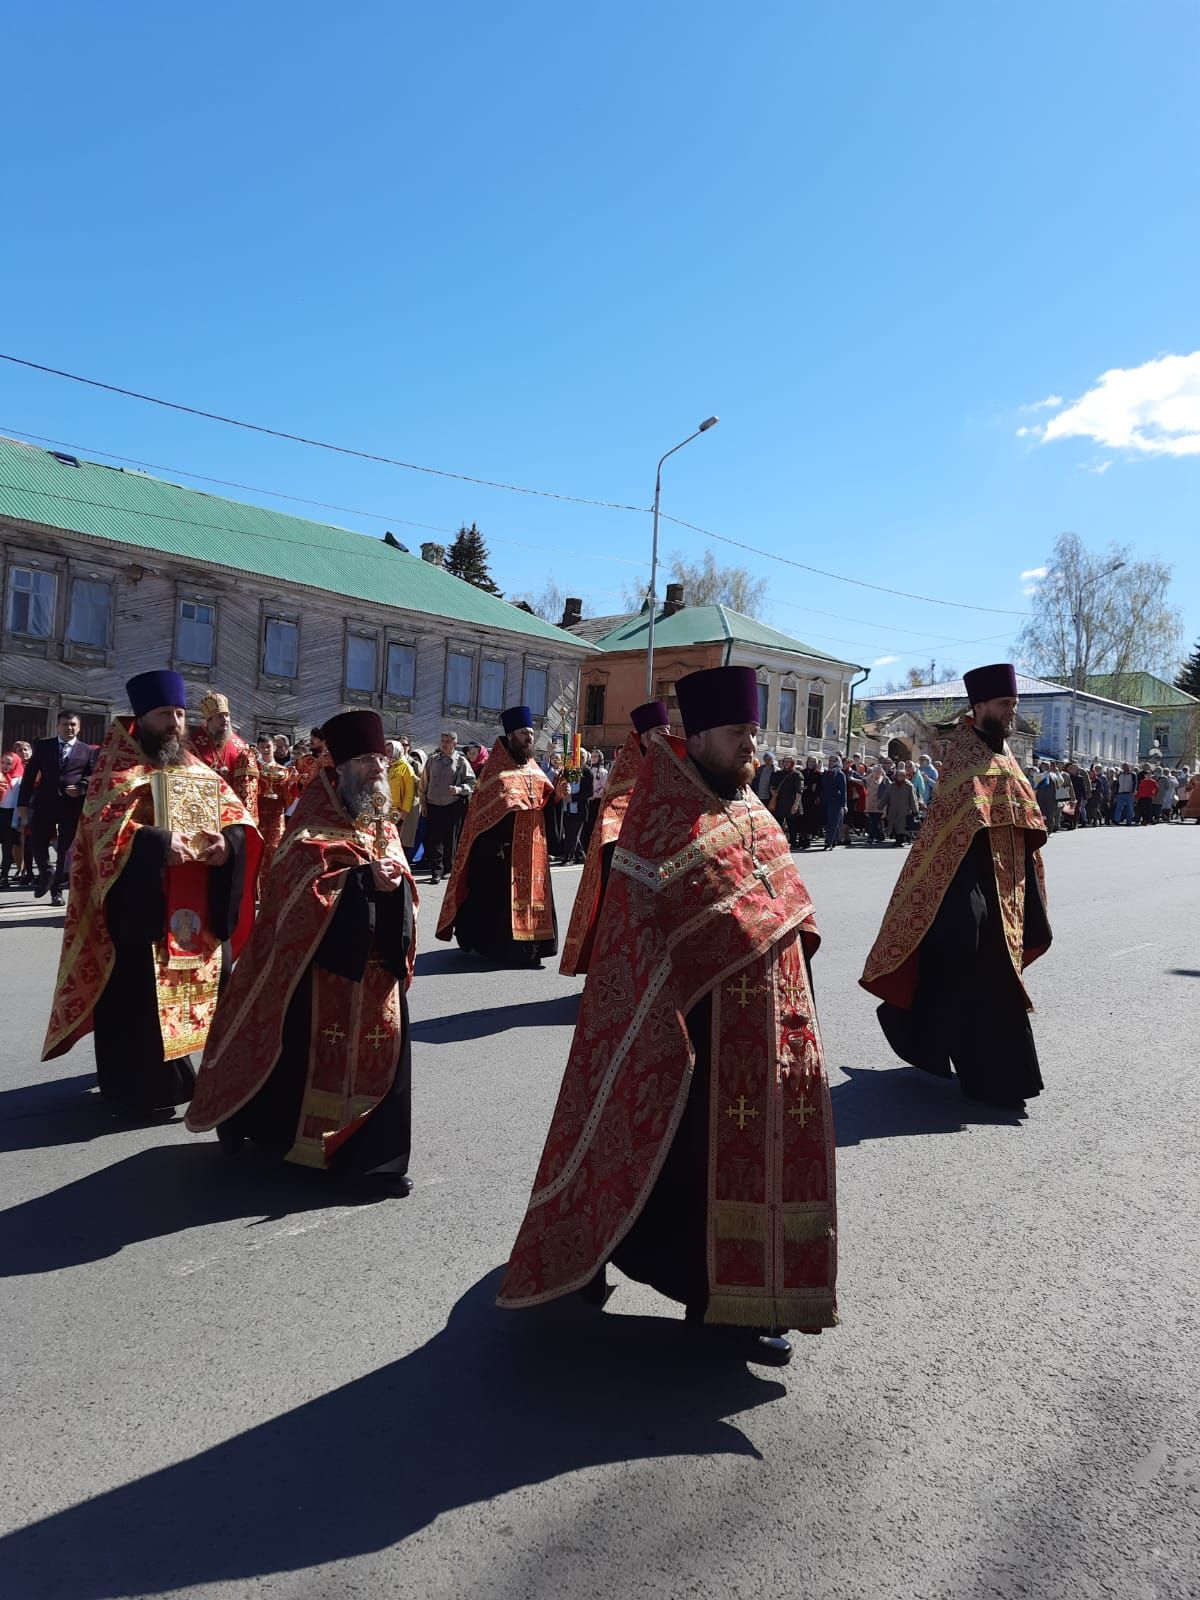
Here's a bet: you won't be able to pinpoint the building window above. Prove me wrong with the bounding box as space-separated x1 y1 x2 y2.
584 682 606 726
779 687 797 735
479 658 505 711
8 567 57 638
66 577 111 647
386 642 416 699
177 598 215 665
446 650 473 706
524 665 548 718
757 682 769 727
807 691 824 739
346 634 378 692
264 618 299 679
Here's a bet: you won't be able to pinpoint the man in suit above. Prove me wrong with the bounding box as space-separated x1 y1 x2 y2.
16 711 98 905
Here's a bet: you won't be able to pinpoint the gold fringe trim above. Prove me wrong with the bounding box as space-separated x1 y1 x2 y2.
284 1139 329 1170
782 1208 835 1243
706 1292 840 1331
301 1090 345 1120
714 1205 767 1242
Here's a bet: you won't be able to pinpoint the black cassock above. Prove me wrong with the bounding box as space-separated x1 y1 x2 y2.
222 867 413 1176
453 811 558 965
878 828 1050 1105
94 826 248 1113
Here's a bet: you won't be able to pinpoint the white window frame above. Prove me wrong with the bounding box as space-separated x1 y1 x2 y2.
263 616 300 681
7 565 58 639
524 663 549 719
446 649 475 709
385 640 416 700
479 657 506 712
345 631 379 694
177 597 216 666
65 575 112 648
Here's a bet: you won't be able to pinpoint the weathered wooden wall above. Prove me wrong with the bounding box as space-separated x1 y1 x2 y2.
0 518 584 749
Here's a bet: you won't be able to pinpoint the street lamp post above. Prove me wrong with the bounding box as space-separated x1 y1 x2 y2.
1068 558 1125 760
645 417 719 700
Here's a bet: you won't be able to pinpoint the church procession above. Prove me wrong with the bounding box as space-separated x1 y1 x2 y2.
30 654 1056 1366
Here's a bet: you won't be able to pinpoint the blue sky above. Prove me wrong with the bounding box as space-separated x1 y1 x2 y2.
2 1 1197 684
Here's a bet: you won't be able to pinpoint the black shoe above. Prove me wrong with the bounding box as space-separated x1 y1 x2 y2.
33 874 51 900
428 873 441 885
752 1333 794 1366
359 1171 413 1196
50 889 64 907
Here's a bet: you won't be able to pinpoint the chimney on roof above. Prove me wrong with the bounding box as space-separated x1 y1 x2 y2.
663 582 685 617
560 597 583 629
420 542 446 566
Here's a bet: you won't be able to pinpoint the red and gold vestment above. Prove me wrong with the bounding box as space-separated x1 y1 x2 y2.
559 729 645 977
186 770 417 1169
436 737 555 946
499 734 838 1333
860 722 1051 1009
43 718 260 1063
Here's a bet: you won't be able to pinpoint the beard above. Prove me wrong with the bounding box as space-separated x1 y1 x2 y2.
139 727 187 768
339 771 389 819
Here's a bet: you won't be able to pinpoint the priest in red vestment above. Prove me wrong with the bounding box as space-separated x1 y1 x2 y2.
188 690 258 823
499 666 838 1365
861 661 1052 1109
187 710 417 1189
43 671 260 1114
436 705 563 968
560 699 670 977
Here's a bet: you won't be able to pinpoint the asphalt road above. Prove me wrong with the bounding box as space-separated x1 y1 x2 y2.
1 823 1197 1600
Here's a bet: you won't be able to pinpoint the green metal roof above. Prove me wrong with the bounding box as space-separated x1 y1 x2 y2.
1074 672 1199 708
0 435 591 649
587 603 862 669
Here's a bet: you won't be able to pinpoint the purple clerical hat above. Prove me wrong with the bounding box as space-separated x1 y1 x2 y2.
126 670 187 717
321 710 387 766
675 666 761 737
630 700 670 735
501 705 533 735
963 662 1018 705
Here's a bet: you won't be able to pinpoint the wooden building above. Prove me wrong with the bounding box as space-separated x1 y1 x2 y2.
0 436 591 750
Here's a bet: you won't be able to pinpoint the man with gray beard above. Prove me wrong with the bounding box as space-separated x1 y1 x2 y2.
188 711 417 1189
42 671 260 1115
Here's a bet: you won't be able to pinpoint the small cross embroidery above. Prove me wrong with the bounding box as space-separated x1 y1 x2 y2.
322 1022 347 1046
724 1096 759 1130
725 974 758 1009
753 860 779 898
789 1095 815 1128
365 1025 389 1049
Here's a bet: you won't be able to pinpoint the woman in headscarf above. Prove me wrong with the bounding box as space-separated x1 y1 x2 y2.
0 749 26 888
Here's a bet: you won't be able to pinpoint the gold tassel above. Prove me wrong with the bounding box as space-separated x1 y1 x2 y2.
782 1208 835 1243
706 1292 839 1330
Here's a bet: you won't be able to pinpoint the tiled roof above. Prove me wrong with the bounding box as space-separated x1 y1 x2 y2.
0 435 592 649
584 603 862 669
1067 672 1199 708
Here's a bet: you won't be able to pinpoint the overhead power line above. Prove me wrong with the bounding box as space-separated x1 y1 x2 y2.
0 351 1031 616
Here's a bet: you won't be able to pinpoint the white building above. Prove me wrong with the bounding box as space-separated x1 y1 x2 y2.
864 671 1147 764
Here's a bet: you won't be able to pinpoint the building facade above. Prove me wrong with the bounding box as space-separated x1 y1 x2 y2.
570 591 865 759
864 671 1146 764
0 437 590 751
1064 673 1199 769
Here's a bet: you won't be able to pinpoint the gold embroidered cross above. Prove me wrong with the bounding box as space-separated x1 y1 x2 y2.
724 1096 759 1130
365 1025 389 1049
789 1095 815 1127
322 1022 347 1046
726 974 758 1009
779 977 807 1010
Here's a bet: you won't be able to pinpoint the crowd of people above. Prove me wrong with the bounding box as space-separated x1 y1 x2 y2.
1029 758 1199 830
15 657 1198 1368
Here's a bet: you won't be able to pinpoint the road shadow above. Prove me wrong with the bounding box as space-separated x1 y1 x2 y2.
0 912 66 931
410 990 580 1045
1167 968 1200 978
0 1268 785 1598
0 1143 383 1276
830 1064 1026 1147
0 1071 141 1155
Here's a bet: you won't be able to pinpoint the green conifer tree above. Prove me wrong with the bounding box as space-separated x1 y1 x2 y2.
1176 639 1200 697
443 523 502 595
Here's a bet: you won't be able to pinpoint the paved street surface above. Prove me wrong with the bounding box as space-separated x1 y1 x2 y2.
1 825 1197 1600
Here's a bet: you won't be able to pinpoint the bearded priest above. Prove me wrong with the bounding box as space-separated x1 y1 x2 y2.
436 705 562 969
42 671 260 1115
861 662 1052 1110
560 699 670 977
187 710 417 1190
499 666 838 1365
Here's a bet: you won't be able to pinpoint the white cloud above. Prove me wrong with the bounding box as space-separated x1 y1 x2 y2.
1015 425 1039 439
1020 394 1063 412
1020 566 1048 581
872 654 899 667
1030 352 1200 458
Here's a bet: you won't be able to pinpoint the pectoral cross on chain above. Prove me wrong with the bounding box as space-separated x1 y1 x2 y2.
753 859 778 898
